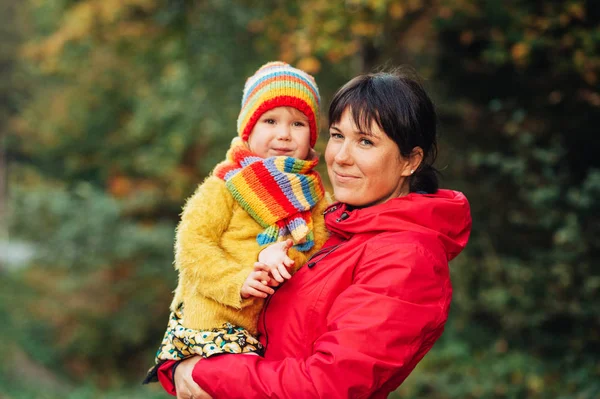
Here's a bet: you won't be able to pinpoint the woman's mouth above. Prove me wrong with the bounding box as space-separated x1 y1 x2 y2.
333 171 359 183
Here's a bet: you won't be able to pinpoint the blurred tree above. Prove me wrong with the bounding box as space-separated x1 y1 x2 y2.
5 0 600 397
0 0 27 240
6 0 280 388
399 1 600 397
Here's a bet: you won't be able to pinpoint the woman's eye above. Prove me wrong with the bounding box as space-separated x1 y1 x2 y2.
360 138 374 146
329 132 343 139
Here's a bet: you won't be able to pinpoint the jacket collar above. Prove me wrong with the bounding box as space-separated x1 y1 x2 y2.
324 189 472 261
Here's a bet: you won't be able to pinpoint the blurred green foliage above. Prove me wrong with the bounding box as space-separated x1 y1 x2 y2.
2 0 599 397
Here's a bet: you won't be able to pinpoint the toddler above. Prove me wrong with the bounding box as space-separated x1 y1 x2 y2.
144 61 330 382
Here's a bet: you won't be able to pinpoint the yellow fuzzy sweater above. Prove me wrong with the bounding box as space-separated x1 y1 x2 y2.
170 175 330 335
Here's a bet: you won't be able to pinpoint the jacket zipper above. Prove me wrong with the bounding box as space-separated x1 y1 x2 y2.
306 243 343 269
262 221 347 349
262 243 340 349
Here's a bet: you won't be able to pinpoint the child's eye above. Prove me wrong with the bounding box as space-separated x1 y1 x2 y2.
292 121 306 127
263 118 276 124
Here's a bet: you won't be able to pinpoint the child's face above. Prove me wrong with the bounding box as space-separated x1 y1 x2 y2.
247 106 311 159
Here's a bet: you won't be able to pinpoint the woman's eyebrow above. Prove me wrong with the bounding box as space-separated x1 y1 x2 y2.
358 130 376 137
330 125 378 138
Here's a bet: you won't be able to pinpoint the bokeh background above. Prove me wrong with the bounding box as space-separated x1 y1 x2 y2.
1 1 599 398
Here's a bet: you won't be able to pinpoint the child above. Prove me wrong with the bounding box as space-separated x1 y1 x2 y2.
144 61 330 382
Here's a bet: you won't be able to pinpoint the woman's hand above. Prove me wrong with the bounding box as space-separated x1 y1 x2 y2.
174 356 212 399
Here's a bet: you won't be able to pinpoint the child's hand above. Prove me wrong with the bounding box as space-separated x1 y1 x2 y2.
241 267 275 299
252 263 282 287
258 239 295 283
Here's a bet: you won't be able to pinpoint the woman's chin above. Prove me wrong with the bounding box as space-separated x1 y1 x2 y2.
333 189 364 207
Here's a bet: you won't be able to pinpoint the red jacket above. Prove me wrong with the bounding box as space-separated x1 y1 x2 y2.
158 190 471 398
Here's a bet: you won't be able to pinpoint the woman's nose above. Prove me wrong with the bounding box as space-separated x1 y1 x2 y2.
333 143 352 164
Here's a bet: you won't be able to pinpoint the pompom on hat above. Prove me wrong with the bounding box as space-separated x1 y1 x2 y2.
237 61 321 148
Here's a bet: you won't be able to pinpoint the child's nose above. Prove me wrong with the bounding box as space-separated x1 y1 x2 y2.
276 125 292 140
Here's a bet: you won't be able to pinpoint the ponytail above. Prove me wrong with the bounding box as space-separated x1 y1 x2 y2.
409 163 439 194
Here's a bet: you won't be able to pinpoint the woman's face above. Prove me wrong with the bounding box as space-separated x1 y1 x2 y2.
325 108 414 207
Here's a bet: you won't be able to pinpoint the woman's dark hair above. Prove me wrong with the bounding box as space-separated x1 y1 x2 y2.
328 67 439 194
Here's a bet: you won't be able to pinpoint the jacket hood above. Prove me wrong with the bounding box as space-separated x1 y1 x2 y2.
324 189 472 261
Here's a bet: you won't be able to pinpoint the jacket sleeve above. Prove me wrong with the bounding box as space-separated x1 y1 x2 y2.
185 242 451 398
157 360 178 396
172 175 254 310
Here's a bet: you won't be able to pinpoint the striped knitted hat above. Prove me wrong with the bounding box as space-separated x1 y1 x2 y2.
237 61 321 148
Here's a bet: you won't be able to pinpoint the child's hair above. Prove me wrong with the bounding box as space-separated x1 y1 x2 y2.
237 61 321 148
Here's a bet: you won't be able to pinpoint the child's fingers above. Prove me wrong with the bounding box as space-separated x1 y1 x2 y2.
244 286 267 298
248 269 269 283
278 263 292 280
249 280 275 295
283 257 295 268
254 270 270 282
267 278 280 288
270 267 284 283
253 262 270 273
252 266 271 285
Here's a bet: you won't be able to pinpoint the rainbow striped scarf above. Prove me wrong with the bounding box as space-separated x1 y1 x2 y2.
213 139 324 251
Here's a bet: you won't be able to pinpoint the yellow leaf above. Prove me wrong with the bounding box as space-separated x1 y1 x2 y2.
351 22 378 37
344 41 360 56
535 17 550 31
407 0 423 12
511 42 530 63
438 7 453 19
526 375 544 393
326 48 344 63
573 50 585 68
296 57 321 74
389 3 405 19
568 3 585 20
247 19 265 33
323 19 342 34
296 35 313 57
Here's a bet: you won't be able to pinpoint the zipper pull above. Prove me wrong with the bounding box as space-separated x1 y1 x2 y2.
336 212 349 222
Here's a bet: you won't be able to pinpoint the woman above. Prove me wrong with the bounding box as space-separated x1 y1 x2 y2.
157 69 472 398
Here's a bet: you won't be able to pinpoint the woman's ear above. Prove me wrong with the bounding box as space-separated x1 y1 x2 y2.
410 147 424 171
402 147 424 176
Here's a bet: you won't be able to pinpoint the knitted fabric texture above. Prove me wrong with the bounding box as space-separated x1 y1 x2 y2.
238 61 321 148
214 139 324 251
